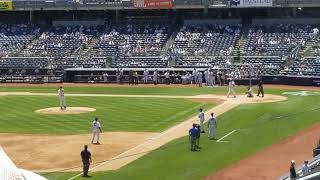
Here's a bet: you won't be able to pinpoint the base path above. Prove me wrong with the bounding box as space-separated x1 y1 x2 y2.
0 92 286 173
205 123 320 180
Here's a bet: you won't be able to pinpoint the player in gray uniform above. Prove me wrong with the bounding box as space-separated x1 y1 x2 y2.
143 68 149 84
208 113 217 139
58 86 66 110
192 68 197 84
204 69 209 86
198 108 205 133
153 69 159 85
209 71 215 87
197 71 203 87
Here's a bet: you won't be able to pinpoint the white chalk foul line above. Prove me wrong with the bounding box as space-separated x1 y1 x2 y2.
217 130 237 143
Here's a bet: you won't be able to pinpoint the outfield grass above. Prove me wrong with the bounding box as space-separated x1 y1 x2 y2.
0 85 246 95
42 89 320 180
0 96 213 134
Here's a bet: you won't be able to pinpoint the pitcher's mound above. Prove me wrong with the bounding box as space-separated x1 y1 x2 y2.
35 107 96 114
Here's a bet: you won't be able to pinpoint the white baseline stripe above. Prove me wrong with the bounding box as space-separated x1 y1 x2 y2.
217 130 236 142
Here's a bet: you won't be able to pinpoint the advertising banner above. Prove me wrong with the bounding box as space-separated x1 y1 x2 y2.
133 0 172 9
231 0 272 7
0 1 13 10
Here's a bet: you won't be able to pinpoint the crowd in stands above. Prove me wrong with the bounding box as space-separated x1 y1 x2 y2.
93 21 169 57
1 21 320 78
0 23 40 57
244 24 317 56
169 23 240 56
23 25 100 57
281 57 320 76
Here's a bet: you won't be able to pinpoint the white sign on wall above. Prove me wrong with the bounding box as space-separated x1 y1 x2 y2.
231 0 273 7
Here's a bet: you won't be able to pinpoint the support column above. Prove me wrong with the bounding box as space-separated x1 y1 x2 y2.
29 10 33 23
115 10 119 23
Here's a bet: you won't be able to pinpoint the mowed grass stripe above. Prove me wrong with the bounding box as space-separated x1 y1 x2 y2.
0 96 214 134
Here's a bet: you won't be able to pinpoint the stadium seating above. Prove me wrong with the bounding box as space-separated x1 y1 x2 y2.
280 57 320 76
169 23 241 56
0 24 40 57
243 24 317 56
111 56 168 68
174 56 229 68
92 21 169 57
22 26 99 57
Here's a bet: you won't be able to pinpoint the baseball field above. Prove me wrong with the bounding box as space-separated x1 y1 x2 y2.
1 84 320 180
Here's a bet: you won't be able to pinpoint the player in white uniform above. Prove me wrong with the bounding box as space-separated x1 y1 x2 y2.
198 108 205 133
143 68 149 84
227 79 236 98
208 113 217 139
91 117 102 144
58 86 66 110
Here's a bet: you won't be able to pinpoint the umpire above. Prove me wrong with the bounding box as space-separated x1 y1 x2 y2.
257 80 264 97
189 124 199 151
81 145 92 177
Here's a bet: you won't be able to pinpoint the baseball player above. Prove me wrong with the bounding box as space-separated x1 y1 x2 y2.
209 71 215 87
227 79 236 98
91 117 102 144
58 86 66 110
153 69 159 85
143 68 149 84
198 108 205 133
208 113 217 140
204 69 209 86
197 71 203 87
247 86 254 98
192 68 197 84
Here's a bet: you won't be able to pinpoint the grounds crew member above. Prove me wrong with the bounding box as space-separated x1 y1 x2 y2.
58 86 66 110
91 117 102 144
81 145 92 177
208 113 217 140
189 124 199 151
198 108 205 133
257 80 264 97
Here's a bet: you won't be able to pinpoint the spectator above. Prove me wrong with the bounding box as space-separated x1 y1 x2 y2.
301 160 311 176
290 160 297 179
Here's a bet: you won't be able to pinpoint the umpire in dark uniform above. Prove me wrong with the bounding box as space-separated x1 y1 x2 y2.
257 80 264 97
81 145 92 177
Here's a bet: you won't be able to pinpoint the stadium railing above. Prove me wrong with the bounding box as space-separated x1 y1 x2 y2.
279 154 320 180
